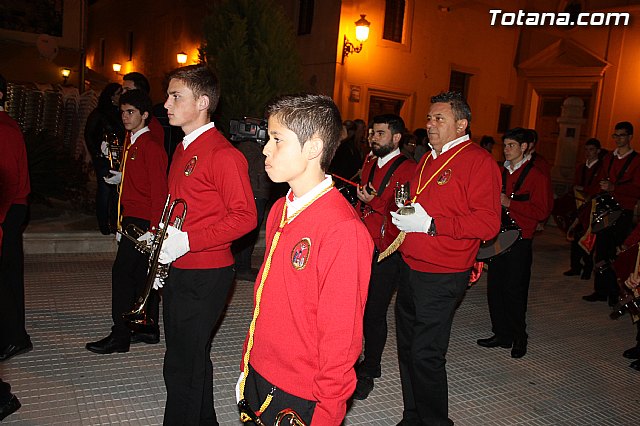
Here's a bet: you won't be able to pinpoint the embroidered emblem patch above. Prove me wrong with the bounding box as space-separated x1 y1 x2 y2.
129 146 138 160
184 156 198 176
291 238 312 270
437 169 452 185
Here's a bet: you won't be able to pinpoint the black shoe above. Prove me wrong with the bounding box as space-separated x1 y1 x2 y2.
477 335 512 348
623 345 640 359
630 359 640 371
580 271 591 280
130 331 160 345
0 395 21 421
563 269 581 276
511 339 527 358
0 339 33 362
582 293 607 302
235 268 258 282
352 376 374 400
86 334 130 354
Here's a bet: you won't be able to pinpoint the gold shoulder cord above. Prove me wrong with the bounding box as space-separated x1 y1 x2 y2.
377 142 472 262
239 184 333 422
116 133 131 232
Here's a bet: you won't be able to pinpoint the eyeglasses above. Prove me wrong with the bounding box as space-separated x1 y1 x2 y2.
612 133 629 138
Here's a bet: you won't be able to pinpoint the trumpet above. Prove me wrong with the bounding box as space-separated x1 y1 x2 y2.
238 399 307 426
121 195 187 333
103 131 123 170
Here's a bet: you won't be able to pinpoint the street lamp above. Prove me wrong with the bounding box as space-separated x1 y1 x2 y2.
61 68 71 84
112 63 122 75
177 52 188 64
341 14 371 64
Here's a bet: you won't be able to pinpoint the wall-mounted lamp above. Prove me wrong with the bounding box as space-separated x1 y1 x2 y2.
112 63 122 75
61 68 71 84
342 14 371 64
176 52 188 64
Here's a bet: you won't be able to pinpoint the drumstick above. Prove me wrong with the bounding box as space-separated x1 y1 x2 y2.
331 174 359 187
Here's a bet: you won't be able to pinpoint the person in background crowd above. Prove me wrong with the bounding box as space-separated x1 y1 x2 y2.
413 127 429 162
237 93 373 425
391 91 501 425
122 72 165 143
0 73 32 363
232 137 272 282
583 122 640 305
85 89 168 355
84 83 124 235
355 118 369 159
479 135 495 155
563 138 602 280
353 114 416 401
159 64 257 425
477 127 552 359
399 133 418 162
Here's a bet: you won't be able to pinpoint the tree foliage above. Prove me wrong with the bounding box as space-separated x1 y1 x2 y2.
201 0 303 134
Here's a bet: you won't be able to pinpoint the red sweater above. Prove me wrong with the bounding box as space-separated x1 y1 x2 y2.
400 142 502 273
244 189 374 426
574 160 602 198
0 111 30 222
503 160 552 239
148 115 165 144
120 131 168 224
168 127 257 269
596 151 640 211
358 153 416 251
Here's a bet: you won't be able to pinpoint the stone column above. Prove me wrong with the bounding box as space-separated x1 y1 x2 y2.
552 97 586 187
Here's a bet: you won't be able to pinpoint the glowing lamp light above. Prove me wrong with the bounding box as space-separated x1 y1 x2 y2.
177 52 188 64
112 63 122 73
342 14 371 64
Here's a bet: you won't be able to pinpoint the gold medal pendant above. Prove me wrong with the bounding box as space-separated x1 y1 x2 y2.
184 156 198 176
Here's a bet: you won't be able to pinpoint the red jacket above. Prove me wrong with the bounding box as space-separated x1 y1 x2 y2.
596 151 640 211
120 130 168 225
243 189 373 426
358 153 416 251
574 160 602 198
400 142 502 273
0 111 30 223
168 126 257 269
504 159 552 239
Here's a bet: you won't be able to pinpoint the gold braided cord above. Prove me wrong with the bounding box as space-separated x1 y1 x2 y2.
116 136 131 232
377 142 472 262
239 184 334 422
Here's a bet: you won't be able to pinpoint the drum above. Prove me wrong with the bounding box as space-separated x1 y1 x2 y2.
551 192 578 233
476 208 522 261
591 193 622 233
610 244 640 321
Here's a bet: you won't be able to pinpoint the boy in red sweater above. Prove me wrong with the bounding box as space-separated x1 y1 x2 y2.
86 89 168 354
158 65 257 425
237 94 374 425
477 127 552 358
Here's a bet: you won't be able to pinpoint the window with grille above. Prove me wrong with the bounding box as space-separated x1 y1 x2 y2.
449 70 472 99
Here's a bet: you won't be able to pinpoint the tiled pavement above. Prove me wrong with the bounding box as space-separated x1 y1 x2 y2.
2 226 640 425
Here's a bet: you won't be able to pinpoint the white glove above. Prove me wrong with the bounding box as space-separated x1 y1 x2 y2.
115 231 122 243
235 372 245 403
137 231 154 249
159 225 190 264
104 170 122 185
100 141 109 157
390 202 432 233
152 276 164 290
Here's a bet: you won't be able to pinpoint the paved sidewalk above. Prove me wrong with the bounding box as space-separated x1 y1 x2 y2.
2 227 639 425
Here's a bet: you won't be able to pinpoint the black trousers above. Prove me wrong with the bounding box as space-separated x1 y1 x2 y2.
593 210 633 298
243 365 316 425
111 216 159 340
487 238 533 342
396 267 468 426
360 252 408 378
162 266 234 426
0 204 29 349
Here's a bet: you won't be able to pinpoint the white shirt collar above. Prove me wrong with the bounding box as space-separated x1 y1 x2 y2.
0 106 4 112
377 148 401 168
286 175 333 223
613 148 634 159
182 122 216 150
130 126 150 145
504 156 529 174
586 158 599 168
429 134 469 159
